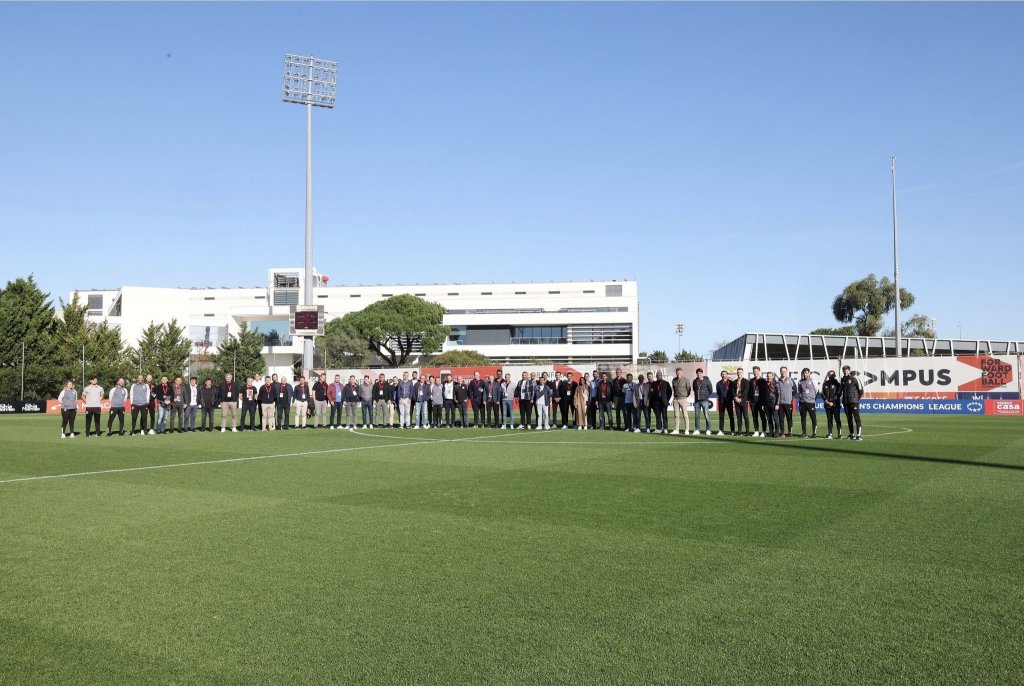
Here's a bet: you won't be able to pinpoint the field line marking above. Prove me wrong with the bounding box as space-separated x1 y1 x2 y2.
0 434 488 486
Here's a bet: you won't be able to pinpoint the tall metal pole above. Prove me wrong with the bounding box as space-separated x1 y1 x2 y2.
891 156 902 359
82 343 86 388
303 99 315 380
21 341 25 401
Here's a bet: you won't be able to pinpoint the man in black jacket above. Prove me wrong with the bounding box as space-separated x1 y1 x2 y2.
840 365 864 440
716 370 736 435
198 378 217 432
611 368 627 430
732 367 751 436
276 375 293 430
556 373 573 429
468 372 486 428
453 376 469 428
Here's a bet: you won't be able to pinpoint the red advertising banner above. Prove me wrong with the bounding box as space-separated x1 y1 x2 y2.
985 399 1024 416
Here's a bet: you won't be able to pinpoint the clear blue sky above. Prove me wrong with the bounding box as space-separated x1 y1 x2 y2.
1 2 1021 356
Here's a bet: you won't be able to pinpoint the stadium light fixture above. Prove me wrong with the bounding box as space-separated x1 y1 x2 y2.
282 54 338 377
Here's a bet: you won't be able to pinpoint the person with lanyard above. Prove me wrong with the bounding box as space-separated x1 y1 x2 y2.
821 370 843 439
749 366 766 437
414 374 430 429
130 374 151 436
372 373 390 429
467 372 485 428
145 373 157 435
441 374 456 428
611 367 627 430
341 375 360 430
198 378 217 432
388 375 400 428
153 376 174 434
169 377 185 433
621 373 636 433
514 372 533 429
671 368 691 436
500 373 515 429
81 375 104 437
561 372 577 429
217 373 238 432
641 371 656 433
649 371 671 434
716 370 735 436
276 375 293 430
587 369 600 430
732 367 751 436
107 377 128 436
430 375 444 428
258 376 277 431
311 372 330 429
183 377 200 432
240 378 259 431
292 376 311 429
57 380 78 438
396 372 414 429
359 375 374 429
776 366 798 438
534 372 553 430
840 365 864 440
327 374 343 429
485 374 501 428
692 369 713 436
596 372 614 430
452 376 469 428
763 371 781 438
797 367 819 439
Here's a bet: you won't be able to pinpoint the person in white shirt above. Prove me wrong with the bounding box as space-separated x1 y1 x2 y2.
183 377 200 432
81 376 104 437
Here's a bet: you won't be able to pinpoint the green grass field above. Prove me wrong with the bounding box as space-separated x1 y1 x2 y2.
1 414 1022 684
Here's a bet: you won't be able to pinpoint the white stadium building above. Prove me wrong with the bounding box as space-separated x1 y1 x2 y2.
73 268 640 374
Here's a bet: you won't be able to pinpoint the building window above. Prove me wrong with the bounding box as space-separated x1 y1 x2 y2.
204 296 216 301
605 284 623 297
583 289 595 294
249 320 293 346
273 272 300 288
317 295 328 299
481 292 492 296
569 323 632 344
255 295 266 300
415 293 426 296
448 326 467 345
511 326 567 345
204 313 215 317
86 294 103 314
515 291 526 295
549 290 560 294
448 292 459 296
382 293 393 297
350 294 361 298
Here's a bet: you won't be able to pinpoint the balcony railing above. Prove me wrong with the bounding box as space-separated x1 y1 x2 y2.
511 337 567 345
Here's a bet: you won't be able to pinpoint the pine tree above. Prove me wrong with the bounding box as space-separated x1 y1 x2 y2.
209 323 266 382
0 275 59 400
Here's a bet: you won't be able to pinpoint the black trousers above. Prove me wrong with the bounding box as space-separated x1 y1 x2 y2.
734 401 750 434
61 409 77 434
518 400 532 427
200 407 215 430
85 408 101 435
486 402 500 427
751 400 761 432
778 403 793 434
799 401 817 435
277 403 290 429
240 403 258 429
131 405 148 433
457 401 468 427
433 403 443 427
844 402 862 434
718 403 735 433
558 399 570 427
107 408 125 433
147 404 155 429
763 406 779 436
613 398 624 429
587 399 597 429
472 402 484 427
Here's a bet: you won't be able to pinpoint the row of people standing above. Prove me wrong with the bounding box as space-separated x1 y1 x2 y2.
56 366 865 440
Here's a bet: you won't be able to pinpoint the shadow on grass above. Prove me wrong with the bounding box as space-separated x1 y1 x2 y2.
685 435 1024 472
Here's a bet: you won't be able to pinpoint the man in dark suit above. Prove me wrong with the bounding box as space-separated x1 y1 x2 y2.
276 375 293 430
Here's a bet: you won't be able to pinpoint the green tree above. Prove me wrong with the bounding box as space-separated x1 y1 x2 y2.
428 350 493 367
54 293 90 386
831 274 915 336
87 322 133 385
810 326 859 336
128 319 191 379
0 275 59 399
346 295 448 366
673 348 702 362
319 316 372 368
882 314 936 339
209 323 266 381
649 350 669 363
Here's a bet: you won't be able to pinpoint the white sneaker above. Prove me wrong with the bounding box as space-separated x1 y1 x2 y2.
705 430 712 436
148 430 155 435
270 427 275 431
716 431 724 436
561 426 568 430
60 433 66 439
413 426 419 430
69 433 76 439
633 428 640 433
670 430 679 435
231 427 237 433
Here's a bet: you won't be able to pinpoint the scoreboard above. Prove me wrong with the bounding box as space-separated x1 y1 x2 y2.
289 305 325 336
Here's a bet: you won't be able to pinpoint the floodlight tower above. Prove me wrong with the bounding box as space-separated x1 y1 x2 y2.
891 156 902 359
283 54 337 377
